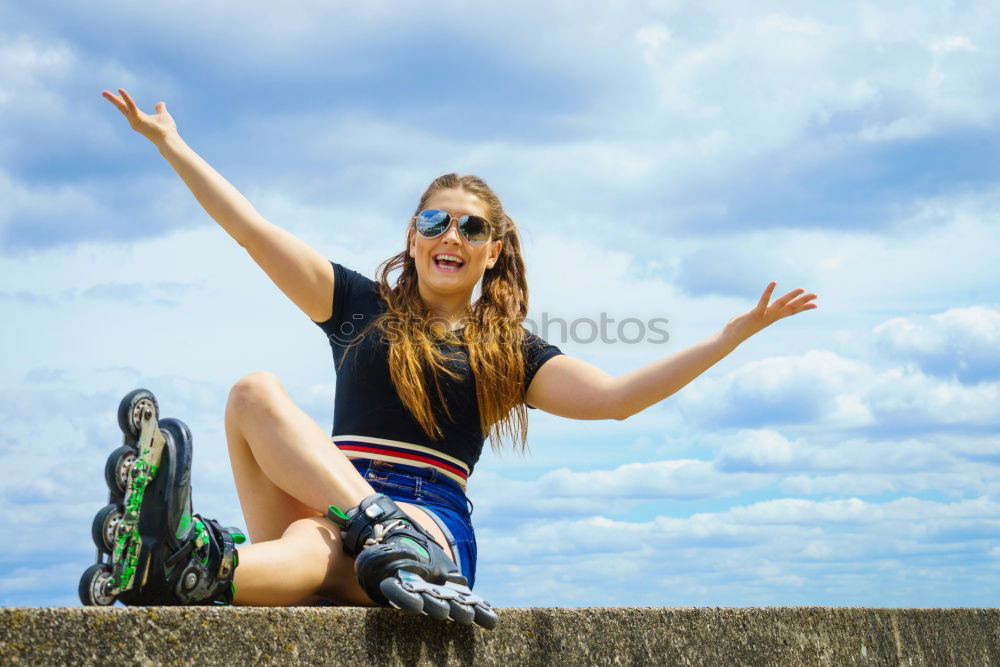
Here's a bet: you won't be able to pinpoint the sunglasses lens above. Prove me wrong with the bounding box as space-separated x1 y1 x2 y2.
416 210 450 238
460 216 491 245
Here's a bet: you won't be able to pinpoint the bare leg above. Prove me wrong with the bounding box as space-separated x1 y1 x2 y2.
222 371 454 605
224 371 374 538
232 517 371 606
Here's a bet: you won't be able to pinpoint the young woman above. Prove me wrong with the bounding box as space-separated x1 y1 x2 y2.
95 88 817 628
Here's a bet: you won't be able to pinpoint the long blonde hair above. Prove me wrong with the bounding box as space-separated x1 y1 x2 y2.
349 174 531 454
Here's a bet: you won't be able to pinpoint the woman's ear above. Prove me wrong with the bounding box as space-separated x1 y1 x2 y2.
487 240 503 269
408 228 416 259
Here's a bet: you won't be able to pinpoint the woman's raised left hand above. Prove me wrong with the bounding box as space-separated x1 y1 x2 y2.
723 282 818 345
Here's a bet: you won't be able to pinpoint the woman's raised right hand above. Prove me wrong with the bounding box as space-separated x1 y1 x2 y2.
101 88 178 146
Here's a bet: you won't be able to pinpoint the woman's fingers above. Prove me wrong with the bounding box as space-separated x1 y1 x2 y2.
102 88 177 145
101 89 142 122
101 90 128 115
758 284 818 311
768 288 803 315
788 293 818 312
774 291 818 320
119 88 139 114
756 282 776 312
755 284 819 323
774 288 805 308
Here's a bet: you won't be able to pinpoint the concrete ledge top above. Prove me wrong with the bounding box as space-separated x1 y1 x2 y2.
2 606 998 665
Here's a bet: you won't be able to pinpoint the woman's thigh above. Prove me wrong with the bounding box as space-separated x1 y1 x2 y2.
224 377 324 542
224 371 375 543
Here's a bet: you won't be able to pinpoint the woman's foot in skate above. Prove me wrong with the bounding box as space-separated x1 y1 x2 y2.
328 494 499 629
80 389 244 607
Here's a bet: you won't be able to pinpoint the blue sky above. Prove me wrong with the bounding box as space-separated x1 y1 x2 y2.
1 0 998 608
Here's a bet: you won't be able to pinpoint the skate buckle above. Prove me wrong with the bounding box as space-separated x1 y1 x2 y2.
205 517 238 580
326 505 350 530
218 551 234 579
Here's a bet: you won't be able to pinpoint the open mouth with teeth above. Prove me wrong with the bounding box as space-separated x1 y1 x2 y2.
433 254 465 271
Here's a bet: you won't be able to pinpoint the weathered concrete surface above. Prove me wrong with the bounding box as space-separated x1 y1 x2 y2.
1 607 998 665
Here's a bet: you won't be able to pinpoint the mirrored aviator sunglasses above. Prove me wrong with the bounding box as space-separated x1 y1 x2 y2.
414 209 493 246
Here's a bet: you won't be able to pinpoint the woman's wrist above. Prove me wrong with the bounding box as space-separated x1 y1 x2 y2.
154 131 184 154
719 322 748 352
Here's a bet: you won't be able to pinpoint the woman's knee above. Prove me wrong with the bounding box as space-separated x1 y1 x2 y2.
226 371 286 418
283 516 337 547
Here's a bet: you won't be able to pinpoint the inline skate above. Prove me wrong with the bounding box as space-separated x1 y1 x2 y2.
328 494 499 629
78 389 245 606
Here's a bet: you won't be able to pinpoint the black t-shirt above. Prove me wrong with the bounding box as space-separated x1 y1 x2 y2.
312 261 563 474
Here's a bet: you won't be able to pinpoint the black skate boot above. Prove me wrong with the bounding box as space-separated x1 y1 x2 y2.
327 494 499 629
79 389 245 607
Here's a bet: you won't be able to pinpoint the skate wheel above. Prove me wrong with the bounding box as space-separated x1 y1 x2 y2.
473 603 499 630
420 593 451 621
92 503 125 554
379 576 423 614
104 445 137 496
448 599 475 625
79 563 116 606
118 389 158 441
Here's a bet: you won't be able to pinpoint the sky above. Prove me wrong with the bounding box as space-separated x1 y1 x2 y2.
1 0 997 608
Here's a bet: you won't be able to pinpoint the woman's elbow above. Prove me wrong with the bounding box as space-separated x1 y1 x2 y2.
613 407 634 421
608 395 633 421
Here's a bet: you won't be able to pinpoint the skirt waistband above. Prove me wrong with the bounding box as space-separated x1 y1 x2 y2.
332 435 470 490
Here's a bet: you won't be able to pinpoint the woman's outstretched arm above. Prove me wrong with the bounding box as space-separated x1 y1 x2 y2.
524 282 818 420
101 88 335 323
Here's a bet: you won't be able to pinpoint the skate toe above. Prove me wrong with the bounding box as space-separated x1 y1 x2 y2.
381 570 493 627
442 581 499 630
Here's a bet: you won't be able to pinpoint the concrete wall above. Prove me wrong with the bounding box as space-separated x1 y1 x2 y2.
2 607 998 665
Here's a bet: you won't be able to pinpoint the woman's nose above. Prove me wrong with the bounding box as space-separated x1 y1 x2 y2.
441 218 463 243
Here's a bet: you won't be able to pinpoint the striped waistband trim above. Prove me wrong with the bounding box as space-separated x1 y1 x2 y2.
332 435 470 489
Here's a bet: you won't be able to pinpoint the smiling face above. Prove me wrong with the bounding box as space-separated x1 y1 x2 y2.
408 188 503 301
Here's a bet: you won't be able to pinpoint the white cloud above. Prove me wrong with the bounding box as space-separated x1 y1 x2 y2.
862 366 1000 427
931 35 977 55
675 349 872 428
874 306 1000 382
472 458 772 524
0 34 75 108
675 333 1000 431
473 495 1000 606
635 23 671 49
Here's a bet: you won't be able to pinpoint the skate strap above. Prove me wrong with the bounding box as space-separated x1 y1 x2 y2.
172 516 241 606
164 540 195 570
338 494 439 558
202 517 237 580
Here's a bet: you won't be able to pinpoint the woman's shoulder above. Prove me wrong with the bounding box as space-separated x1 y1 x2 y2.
520 326 559 348
314 262 385 337
331 261 379 292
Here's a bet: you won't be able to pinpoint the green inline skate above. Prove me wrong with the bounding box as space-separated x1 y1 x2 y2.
79 389 245 606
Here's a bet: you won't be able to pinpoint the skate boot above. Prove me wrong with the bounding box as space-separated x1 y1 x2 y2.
327 493 499 629
79 389 246 606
